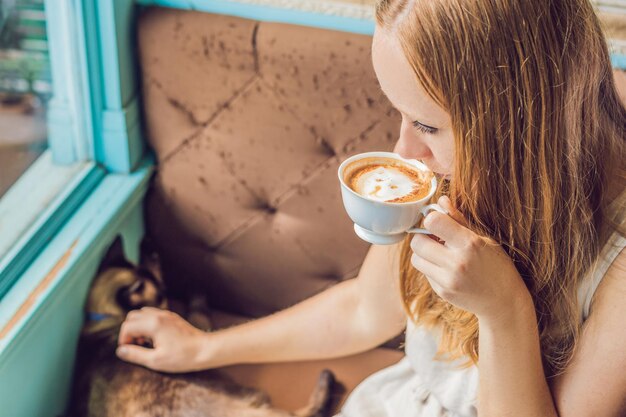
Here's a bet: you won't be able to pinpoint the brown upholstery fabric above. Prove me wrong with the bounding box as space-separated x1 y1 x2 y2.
138 6 401 318
135 6 625 412
209 310 403 411
137 7 405 411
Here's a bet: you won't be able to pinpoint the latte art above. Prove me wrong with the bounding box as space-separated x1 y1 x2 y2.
343 157 433 203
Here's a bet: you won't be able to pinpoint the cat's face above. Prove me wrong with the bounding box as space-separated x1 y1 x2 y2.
83 238 167 336
87 266 166 317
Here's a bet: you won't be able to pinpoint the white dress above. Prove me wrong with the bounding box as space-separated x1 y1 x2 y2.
336 201 626 417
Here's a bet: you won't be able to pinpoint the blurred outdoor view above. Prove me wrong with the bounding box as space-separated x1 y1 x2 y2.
0 0 50 198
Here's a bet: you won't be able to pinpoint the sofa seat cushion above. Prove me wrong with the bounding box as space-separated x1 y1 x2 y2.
221 348 404 413
209 309 404 413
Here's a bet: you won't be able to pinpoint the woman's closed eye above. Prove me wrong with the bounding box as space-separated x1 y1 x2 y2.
413 120 438 135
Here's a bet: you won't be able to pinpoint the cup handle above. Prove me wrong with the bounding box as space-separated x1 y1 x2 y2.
406 204 448 234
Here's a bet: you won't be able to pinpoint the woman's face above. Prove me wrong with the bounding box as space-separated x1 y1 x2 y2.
371 26 455 178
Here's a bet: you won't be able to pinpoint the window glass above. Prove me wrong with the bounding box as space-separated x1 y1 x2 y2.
0 0 50 198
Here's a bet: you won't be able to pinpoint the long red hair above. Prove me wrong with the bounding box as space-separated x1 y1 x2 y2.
376 0 626 376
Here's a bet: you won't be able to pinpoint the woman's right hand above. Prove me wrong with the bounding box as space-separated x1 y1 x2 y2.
116 307 215 373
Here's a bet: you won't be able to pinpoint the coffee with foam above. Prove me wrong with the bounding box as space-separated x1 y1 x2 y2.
343 157 433 203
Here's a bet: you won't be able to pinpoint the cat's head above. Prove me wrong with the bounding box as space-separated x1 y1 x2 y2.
83 237 167 337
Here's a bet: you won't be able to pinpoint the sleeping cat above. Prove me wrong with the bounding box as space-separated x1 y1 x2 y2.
67 238 339 417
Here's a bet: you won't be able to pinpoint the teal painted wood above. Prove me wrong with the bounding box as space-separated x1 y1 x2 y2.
45 0 146 172
0 0 109 302
45 0 93 163
78 0 104 164
0 158 105 299
101 96 144 173
97 0 138 108
92 0 146 173
0 160 152 417
135 0 376 35
0 152 89 259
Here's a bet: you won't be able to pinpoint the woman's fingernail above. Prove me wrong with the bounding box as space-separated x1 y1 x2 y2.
117 347 127 357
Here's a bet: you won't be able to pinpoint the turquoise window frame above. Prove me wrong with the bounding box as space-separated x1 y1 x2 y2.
0 0 155 414
136 0 376 34
0 0 148 299
0 1 103 299
0 1 624 417
47 0 146 171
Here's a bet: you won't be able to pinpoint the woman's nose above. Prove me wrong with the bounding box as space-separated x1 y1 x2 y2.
393 117 432 160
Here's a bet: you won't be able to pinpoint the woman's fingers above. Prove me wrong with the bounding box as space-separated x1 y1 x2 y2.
437 195 469 228
117 310 162 366
410 233 450 266
410 252 445 279
410 253 451 299
423 194 480 250
116 344 157 367
118 310 159 345
422 212 470 248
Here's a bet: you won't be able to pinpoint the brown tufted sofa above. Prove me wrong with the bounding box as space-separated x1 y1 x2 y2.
135 4 626 413
137 5 404 412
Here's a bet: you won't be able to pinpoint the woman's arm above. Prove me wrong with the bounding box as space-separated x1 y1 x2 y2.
413 196 557 416
549 249 626 417
479 249 626 417
117 242 407 372
206 240 406 367
411 195 626 417
477 294 558 417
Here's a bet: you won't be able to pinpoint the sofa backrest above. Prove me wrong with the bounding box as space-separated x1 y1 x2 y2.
138 6 399 317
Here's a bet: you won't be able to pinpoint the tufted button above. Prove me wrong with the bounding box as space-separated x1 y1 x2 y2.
256 201 278 214
315 136 336 156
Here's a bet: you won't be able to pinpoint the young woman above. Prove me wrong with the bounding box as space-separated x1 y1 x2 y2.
116 1 626 415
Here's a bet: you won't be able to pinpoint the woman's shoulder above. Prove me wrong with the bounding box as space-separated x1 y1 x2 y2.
606 184 626 224
588 246 626 319
551 247 626 416
578 189 626 320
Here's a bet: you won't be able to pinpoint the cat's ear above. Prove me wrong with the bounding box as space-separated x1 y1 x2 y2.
139 236 163 284
98 236 133 273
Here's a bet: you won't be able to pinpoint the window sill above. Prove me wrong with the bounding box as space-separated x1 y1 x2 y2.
0 158 152 417
0 158 152 346
0 150 105 299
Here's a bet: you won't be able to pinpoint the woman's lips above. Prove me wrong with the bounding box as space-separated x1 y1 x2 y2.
420 160 451 179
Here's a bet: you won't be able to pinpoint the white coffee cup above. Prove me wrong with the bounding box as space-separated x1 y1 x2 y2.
338 152 446 245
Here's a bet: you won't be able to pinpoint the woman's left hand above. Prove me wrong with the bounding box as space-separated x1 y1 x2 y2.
410 195 532 321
